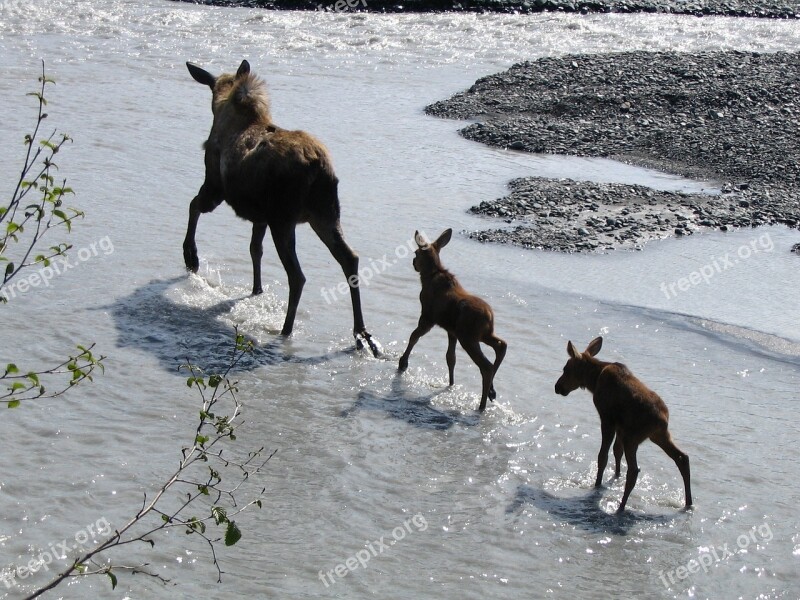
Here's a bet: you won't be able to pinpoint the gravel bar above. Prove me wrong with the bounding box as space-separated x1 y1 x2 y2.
171 0 800 19
426 50 800 252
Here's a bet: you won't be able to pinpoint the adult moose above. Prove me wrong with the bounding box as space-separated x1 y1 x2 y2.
399 229 506 411
554 336 692 512
183 60 379 356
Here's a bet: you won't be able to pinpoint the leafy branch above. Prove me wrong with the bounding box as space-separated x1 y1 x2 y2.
0 63 105 408
1 60 83 299
24 331 274 598
1 344 105 408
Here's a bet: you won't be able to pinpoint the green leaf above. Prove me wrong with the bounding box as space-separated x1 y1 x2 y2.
208 374 222 388
5 363 19 375
186 517 206 534
211 506 227 525
10 382 26 392
107 571 117 590
224 521 242 546
7 400 20 409
26 91 46 105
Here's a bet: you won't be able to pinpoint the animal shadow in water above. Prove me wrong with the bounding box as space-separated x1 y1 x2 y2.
104 277 353 374
342 375 481 430
508 484 671 536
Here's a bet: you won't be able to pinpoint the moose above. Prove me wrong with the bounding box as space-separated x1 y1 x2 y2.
554 336 692 512
183 59 379 356
398 229 507 411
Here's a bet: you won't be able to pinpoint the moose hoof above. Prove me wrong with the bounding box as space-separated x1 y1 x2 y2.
183 248 199 273
354 331 382 358
488 386 497 400
398 357 409 372
252 287 263 296
184 260 199 274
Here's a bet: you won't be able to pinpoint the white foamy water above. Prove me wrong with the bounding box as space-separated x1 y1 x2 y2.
0 1 799 598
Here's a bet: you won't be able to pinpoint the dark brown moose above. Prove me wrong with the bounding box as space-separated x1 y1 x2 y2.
183 60 379 356
399 229 507 411
554 336 692 512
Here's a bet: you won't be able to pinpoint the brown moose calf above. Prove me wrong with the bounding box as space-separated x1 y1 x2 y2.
399 229 506 412
554 336 692 512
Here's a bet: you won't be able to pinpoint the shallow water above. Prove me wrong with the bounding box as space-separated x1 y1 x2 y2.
0 1 799 598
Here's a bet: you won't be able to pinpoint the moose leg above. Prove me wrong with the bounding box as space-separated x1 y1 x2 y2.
459 339 494 412
617 441 641 513
446 332 457 385
613 432 624 478
399 320 433 372
270 225 305 336
595 420 615 487
483 333 507 400
310 218 380 356
250 223 268 295
651 430 692 508
183 185 223 273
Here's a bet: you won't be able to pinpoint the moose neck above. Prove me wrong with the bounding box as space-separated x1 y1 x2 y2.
579 357 611 393
418 256 453 287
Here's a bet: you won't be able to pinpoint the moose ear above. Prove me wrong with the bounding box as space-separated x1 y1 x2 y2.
236 60 251 79
567 341 580 359
186 62 216 88
585 336 603 357
414 231 427 248
433 228 452 250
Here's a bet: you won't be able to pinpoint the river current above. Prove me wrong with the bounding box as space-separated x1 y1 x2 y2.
0 1 799 598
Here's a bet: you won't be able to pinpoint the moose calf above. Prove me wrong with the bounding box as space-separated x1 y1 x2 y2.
399 229 506 411
554 336 692 512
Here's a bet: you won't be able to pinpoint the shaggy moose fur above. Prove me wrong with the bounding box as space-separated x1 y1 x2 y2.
183 60 379 355
555 336 692 512
399 229 506 411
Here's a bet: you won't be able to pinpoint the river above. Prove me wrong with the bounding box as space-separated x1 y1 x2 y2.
0 1 799 598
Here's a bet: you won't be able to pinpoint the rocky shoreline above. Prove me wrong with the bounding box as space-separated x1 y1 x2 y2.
426 50 800 252
172 0 799 19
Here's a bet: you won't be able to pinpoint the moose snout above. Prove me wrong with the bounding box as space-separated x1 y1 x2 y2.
554 380 568 396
